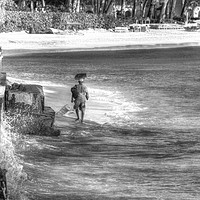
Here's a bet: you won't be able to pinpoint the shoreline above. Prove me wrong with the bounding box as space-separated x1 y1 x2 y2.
1 29 200 56
3 42 200 56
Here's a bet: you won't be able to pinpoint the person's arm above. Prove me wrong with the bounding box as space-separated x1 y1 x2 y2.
71 94 74 103
85 87 89 100
71 85 76 103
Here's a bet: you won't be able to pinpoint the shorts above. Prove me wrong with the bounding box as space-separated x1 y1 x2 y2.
74 99 86 111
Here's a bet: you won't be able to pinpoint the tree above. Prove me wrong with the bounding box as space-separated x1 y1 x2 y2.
159 0 169 22
68 0 72 12
132 0 137 18
181 0 200 17
121 0 125 13
181 0 187 16
41 0 45 8
72 0 81 12
169 0 177 19
0 0 5 24
142 0 149 17
100 0 106 14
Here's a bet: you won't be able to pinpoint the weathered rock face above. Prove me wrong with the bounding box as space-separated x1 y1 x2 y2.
0 73 6 86
4 83 60 136
5 83 44 113
0 168 7 200
33 106 55 127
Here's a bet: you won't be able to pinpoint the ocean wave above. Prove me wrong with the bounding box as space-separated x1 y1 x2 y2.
7 76 66 88
7 76 145 127
87 87 146 126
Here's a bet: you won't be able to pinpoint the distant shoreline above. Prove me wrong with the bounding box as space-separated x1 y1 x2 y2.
1 29 200 56
4 42 200 57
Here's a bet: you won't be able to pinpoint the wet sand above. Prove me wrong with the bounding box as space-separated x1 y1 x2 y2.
4 43 200 200
43 84 114 127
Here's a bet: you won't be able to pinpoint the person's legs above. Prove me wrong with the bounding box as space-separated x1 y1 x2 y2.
81 109 85 123
75 109 80 121
74 99 80 121
80 103 86 123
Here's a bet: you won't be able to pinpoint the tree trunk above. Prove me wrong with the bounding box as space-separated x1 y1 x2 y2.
181 0 187 17
159 0 169 22
41 0 45 8
121 0 125 14
166 0 171 19
148 0 154 20
170 0 177 19
168 0 172 18
104 0 113 14
91 0 95 13
132 0 136 18
142 0 148 17
30 0 34 12
73 0 77 12
76 0 80 12
68 0 72 12
143 0 154 18
97 0 101 14
0 0 5 25
94 0 97 14
134 0 138 19
101 0 106 14
113 1 117 18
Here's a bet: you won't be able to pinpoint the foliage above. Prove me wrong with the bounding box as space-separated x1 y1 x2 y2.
0 11 53 32
4 109 60 136
0 11 133 33
4 0 19 11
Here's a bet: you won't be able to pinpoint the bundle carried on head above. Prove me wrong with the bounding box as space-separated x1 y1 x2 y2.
75 73 87 80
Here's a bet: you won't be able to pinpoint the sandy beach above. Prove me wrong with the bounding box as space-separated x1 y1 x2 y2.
2 28 200 200
1 29 200 55
3 28 200 124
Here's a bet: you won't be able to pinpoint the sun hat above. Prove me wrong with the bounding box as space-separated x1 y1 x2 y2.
75 73 87 80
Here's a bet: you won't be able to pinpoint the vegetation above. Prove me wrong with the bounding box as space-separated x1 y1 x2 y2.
0 11 119 32
9 0 200 21
0 0 200 33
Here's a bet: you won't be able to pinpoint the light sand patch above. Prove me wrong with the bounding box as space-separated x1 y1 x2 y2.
1 29 200 53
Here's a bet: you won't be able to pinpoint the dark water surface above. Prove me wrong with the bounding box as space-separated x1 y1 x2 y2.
2 47 200 199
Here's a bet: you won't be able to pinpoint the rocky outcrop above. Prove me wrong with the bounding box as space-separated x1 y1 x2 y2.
4 83 60 136
0 168 7 200
5 83 44 113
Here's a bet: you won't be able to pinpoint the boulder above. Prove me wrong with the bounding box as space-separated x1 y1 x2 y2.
5 83 44 113
33 106 55 127
0 168 7 200
4 83 60 136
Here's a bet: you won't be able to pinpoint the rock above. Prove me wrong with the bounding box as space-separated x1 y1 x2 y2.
0 168 7 200
5 83 44 113
4 83 60 136
33 106 55 127
0 72 6 86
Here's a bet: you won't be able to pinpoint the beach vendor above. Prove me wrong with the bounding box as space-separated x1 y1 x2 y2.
71 75 89 123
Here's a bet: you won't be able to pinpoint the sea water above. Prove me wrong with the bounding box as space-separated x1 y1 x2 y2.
2 47 200 199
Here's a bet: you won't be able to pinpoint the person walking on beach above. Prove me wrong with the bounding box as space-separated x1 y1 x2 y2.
71 78 89 123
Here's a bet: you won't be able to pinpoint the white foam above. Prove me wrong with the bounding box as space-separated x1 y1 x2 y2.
6 77 145 126
86 87 145 126
7 76 66 88
43 88 56 94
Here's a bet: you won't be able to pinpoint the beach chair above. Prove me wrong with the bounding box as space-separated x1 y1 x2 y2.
114 27 129 33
